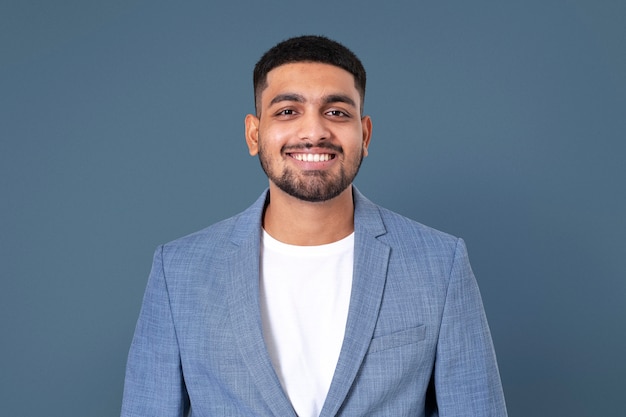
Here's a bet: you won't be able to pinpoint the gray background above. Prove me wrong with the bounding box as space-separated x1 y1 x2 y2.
1 1 624 416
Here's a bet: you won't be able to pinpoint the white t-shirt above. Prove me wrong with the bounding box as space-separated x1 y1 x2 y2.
259 230 354 417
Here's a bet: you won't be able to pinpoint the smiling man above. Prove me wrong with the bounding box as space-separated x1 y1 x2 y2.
245 60 371 246
121 35 507 417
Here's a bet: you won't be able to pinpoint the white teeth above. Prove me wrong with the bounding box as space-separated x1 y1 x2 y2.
292 153 331 162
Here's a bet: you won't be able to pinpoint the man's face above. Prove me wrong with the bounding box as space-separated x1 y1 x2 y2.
245 62 372 203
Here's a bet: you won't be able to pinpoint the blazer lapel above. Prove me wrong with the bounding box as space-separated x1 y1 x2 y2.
320 188 390 417
226 192 297 417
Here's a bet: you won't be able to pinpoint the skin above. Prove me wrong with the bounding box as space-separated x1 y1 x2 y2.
245 62 372 245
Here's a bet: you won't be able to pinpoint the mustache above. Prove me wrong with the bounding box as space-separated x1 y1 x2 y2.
282 142 343 154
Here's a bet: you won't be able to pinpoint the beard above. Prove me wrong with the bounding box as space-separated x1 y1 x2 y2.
257 140 364 203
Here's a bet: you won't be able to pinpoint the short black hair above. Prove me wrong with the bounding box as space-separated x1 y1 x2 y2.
253 35 366 114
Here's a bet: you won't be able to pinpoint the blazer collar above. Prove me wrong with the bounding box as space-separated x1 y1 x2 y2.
320 187 390 417
225 191 297 416
226 188 390 417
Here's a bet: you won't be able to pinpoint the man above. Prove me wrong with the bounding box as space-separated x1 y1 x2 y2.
121 35 507 416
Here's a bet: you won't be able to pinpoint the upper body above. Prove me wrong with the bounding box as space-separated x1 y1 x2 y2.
121 35 507 416
121 188 507 416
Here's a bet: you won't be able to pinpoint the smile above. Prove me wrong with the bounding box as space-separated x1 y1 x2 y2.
289 153 335 162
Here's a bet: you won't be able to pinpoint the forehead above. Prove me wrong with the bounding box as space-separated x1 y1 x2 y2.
262 62 359 103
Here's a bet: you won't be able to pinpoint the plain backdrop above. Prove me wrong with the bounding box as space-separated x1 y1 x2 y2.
1 1 624 416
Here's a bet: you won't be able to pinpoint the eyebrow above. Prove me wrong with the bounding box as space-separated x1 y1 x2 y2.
269 93 305 106
269 93 357 108
324 94 357 108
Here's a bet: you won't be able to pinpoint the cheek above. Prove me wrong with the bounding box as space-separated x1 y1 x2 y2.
260 124 293 147
258 129 289 163
343 131 368 153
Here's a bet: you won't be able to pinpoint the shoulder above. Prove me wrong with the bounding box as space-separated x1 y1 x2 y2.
158 190 267 263
354 188 460 254
376 206 466 277
162 215 237 255
355 191 471 288
379 206 458 246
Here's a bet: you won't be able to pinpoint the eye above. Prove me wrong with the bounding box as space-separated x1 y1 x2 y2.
276 109 296 116
326 110 349 117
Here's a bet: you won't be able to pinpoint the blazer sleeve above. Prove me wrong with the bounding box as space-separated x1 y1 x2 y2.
121 246 190 417
434 239 508 416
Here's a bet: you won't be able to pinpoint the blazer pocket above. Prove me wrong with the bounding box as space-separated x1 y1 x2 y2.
367 325 426 354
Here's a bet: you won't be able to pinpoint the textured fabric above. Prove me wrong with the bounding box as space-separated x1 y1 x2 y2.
121 188 508 417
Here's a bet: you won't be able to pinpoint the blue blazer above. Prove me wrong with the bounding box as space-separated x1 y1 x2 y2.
121 188 507 416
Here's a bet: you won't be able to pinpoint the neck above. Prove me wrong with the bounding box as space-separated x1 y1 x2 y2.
263 184 355 246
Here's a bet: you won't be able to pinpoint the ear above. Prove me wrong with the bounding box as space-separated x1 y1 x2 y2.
245 114 260 156
361 115 372 157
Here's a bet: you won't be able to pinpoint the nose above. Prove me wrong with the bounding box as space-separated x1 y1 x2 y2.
298 111 330 142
